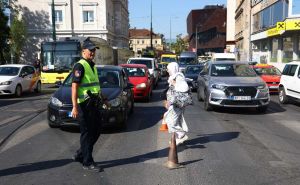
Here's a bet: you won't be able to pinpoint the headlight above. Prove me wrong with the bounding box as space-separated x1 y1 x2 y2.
211 84 226 90
136 83 146 89
50 97 63 107
109 97 121 107
0 81 12 85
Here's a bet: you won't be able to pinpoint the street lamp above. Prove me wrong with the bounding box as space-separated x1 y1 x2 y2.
51 0 56 41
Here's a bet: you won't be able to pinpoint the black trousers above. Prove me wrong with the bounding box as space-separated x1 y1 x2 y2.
75 100 101 166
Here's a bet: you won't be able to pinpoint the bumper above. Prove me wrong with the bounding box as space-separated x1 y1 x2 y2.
133 87 150 99
0 85 15 95
47 103 126 127
267 84 279 92
208 88 270 108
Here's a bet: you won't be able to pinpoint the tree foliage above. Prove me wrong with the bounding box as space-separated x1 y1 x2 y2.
10 14 27 63
0 6 10 64
171 34 188 54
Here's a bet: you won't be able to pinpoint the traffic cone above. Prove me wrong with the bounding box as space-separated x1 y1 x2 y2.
159 113 168 132
164 133 184 169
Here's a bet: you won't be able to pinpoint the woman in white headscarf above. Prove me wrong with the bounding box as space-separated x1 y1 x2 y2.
164 62 189 145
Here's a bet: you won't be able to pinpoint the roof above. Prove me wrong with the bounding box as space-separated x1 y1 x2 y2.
96 65 122 71
129 29 161 39
253 64 274 68
209 61 249 65
119 64 148 69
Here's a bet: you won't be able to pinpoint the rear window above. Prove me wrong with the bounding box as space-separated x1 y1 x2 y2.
123 67 146 77
254 67 281 76
185 66 204 75
128 59 152 69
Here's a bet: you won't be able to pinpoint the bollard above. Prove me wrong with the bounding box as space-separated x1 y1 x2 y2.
164 133 184 169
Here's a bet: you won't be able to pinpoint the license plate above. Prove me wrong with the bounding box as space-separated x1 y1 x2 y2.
269 86 278 89
67 112 72 118
233 96 251 100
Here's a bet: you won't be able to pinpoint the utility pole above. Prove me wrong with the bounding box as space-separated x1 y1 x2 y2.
150 0 153 49
51 0 56 41
70 0 74 37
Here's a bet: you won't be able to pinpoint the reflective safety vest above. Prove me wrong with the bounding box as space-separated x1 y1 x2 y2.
77 59 101 103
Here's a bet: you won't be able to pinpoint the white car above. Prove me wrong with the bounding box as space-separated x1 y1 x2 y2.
127 57 160 86
278 61 300 104
0 64 41 97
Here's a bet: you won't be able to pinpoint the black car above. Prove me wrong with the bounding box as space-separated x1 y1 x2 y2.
48 65 134 129
184 64 204 91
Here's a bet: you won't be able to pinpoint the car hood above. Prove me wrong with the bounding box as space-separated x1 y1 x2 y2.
53 86 122 105
0 76 17 82
185 74 198 81
128 77 148 85
210 76 265 86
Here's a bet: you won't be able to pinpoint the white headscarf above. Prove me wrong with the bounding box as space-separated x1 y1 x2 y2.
167 62 179 85
167 62 189 92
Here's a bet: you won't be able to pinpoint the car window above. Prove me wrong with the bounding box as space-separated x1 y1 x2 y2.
211 64 257 77
288 65 298 76
26 66 35 74
124 67 146 77
186 66 204 75
128 59 152 69
282 65 290 75
254 67 281 76
298 66 300 78
161 57 176 63
0 67 20 76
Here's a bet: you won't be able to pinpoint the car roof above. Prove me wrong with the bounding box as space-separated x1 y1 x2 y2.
120 64 147 68
96 65 122 71
128 57 154 61
0 64 31 67
253 64 274 68
209 61 249 65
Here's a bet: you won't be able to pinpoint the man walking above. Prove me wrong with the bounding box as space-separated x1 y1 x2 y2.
71 39 103 172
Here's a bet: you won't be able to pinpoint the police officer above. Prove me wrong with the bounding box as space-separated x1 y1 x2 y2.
71 39 103 172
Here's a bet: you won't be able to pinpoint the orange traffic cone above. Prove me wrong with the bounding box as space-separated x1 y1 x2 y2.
164 133 184 169
159 113 168 132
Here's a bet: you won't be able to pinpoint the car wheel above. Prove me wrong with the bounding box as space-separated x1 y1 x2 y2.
48 120 60 128
279 87 289 104
204 90 212 111
15 85 22 97
34 81 41 93
256 106 268 113
197 88 203 101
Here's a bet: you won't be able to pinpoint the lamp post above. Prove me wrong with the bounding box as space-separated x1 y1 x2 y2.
150 0 153 49
51 0 56 41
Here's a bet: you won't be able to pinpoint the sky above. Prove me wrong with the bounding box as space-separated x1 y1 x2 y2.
129 0 227 41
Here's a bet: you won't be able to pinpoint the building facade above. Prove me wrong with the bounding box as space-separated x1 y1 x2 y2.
187 5 227 56
15 0 129 62
226 0 236 53
129 28 163 56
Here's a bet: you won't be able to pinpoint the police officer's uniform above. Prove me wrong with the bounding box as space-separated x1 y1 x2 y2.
72 40 102 172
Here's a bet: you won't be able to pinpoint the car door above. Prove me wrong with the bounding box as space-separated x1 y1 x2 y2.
282 64 298 97
26 66 37 91
19 66 31 91
197 63 210 99
291 65 300 98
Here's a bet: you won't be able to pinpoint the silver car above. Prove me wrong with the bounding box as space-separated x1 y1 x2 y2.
197 61 270 112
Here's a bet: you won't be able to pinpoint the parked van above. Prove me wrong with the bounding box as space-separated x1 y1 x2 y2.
212 53 236 62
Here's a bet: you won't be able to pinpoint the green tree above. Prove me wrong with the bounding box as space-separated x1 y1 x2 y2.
0 6 10 64
10 14 27 63
172 34 188 54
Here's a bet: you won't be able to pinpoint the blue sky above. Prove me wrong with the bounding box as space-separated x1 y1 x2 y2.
129 0 227 40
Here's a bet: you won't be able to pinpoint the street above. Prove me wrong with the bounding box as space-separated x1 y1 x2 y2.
0 80 300 185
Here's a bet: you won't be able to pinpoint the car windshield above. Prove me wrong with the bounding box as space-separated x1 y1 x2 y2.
63 68 120 88
0 67 20 76
161 57 176 63
129 59 152 69
124 67 146 77
211 64 257 77
185 66 204 75
254 67 281 76
178 58 197 65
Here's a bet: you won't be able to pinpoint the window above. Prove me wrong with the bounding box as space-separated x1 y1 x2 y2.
282 65 298 76
283 37 293 63
55 10 63 23
142 40 144 44
272 1 284 25
83 11 94 23
292 0 300 15
262 7 271 29
298 36 300 59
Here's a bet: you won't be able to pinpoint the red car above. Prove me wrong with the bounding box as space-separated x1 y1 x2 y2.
252 64 281 93
120 64 153 101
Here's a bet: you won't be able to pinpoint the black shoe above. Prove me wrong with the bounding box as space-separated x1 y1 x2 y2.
82 164 103 172
72 154 83 163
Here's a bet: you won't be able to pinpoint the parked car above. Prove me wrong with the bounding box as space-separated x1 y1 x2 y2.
127 57 160 86
120 64 153 101
184 64 204 91
278 61 300 104
252 64 281 93
178 51 198 72
197 61 270 112
47 65 134 129
0 64 41 97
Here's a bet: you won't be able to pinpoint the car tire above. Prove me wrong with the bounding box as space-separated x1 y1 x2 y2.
279 87 289 104
15 85 22 97
204 90 212 111
197 88 203 101
48 120 60 128
256 106 268 113
34 81 41 93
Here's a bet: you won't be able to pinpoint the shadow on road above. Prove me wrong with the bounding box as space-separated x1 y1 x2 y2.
0 159 72 177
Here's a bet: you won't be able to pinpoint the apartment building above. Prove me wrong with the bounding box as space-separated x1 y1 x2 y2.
15 0 129 62
226 0 236 53
129 28 163 56
187 5 227 55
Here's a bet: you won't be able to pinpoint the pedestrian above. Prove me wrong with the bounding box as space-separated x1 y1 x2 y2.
164 62 191 145
71 39 104 172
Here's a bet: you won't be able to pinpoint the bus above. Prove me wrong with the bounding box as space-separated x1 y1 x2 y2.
40 37 133 84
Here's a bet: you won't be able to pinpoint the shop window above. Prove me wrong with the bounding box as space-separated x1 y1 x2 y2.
298 36 300 59
283 37 293 63
271 38 279 63
261 40 269 52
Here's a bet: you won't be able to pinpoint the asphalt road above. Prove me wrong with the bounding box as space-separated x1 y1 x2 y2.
0 81 300 185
